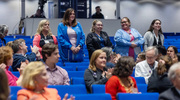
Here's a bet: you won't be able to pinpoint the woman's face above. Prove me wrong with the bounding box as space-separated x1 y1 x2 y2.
121 18 130 30
95 52 107 69
152 20 161 31
6 56 13 67
35 68 48 88
167 47 175 58
42 21 50 32
69 11 75 22
94 21 103 32
136 55 143 63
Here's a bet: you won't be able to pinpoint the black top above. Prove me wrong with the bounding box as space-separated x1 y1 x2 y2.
148 69 173 93
39 33 54 47
159 87 180 100
86 31 113 59
91 13 104 19
84 68 108 93
153 34 162 46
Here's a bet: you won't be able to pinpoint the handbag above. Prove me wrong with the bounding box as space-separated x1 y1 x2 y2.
68 49 84 62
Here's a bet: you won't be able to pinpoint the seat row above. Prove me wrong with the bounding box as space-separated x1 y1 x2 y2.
10 85 159 100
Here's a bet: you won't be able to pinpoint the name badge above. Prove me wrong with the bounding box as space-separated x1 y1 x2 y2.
45 40 49 43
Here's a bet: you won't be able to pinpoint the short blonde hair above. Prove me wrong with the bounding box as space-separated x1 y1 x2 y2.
21 61 45 90
90 20 102 33
35 19 52 36
89 49 105 71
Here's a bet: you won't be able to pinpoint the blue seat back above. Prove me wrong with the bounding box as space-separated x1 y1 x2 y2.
92 85 105 94
117 93 159 100
74 94 112 100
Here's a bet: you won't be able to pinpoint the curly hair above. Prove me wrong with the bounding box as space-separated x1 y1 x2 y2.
0 46 13 65
157 55 173 75
113 56 135 77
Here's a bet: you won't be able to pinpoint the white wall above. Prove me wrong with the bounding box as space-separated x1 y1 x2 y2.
1 0 180 36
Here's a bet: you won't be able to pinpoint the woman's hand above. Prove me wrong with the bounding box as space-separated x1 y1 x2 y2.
74 46 81 54
63 93 75 100
0 63 6 70
17 60 29 75
131 43 137 48
70 46 76 54
105 68 114 79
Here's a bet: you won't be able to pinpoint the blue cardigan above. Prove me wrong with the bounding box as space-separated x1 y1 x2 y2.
114 28 144 57
57 22 85 61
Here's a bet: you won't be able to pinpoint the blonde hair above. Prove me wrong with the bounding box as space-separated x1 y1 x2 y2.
90 20 102 33
35 19 52 36
21 61 45 90
89 49 105 71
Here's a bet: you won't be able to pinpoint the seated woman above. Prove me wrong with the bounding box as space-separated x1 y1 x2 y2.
0 46 24 86
17 61 74 100
86 20 113 59
166 46 179 63
0 68 9 100
84 49 113 93
105 56 138 100
148 55 174 93
33 19 58 58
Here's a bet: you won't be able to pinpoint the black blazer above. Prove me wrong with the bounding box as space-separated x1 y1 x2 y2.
159 87 180 100
86 31 113 59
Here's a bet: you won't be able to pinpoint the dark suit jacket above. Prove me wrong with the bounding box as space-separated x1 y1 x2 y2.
159 87 180 100
86 31 113 59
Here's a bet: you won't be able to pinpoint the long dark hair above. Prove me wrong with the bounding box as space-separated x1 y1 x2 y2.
62 8 77 27
0 68 9 100
148 19 163 34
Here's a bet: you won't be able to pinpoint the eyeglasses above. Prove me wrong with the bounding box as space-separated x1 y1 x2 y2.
121 21 128 24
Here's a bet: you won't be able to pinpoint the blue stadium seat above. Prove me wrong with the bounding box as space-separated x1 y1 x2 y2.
117 93 159 100
134 77 146 84
76 66 88 71
71 77 85 85
68 71 85 79
92 85 105 94
15 35 31 39
48 85 87 98
137 84 147 93
74 94 112 100
10 86 22 96
11 72 20 78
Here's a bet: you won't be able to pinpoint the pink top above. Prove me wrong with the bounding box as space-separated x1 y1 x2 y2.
129 32 135 58
5 66 18 86
67 26 77 47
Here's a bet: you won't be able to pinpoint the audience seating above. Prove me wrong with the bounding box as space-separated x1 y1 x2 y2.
134 77 146 84
10 86 22 96
11 72 20 78
67 71 85 79
71 77 85 85
74 94 112 100
48 85 87 98
137 84 147 93
117 93 159 100
92 85 105 94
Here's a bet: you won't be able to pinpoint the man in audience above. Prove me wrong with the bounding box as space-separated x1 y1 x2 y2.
135 46 158 84
11 39 40 71
42 43 70 85
0 25 9 46
159 62 180 100
91 6 104 19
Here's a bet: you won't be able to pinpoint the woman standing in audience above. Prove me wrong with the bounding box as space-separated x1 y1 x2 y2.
144 19 164 50
105 56 138 100
33 19 58 58
86 20 113 59
114 17 144 59
84 49 113 93
57 8 85 62
166 46 179 63
0 46 23 86
17 61 74 100
148 55 173 93
0 68 9 100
